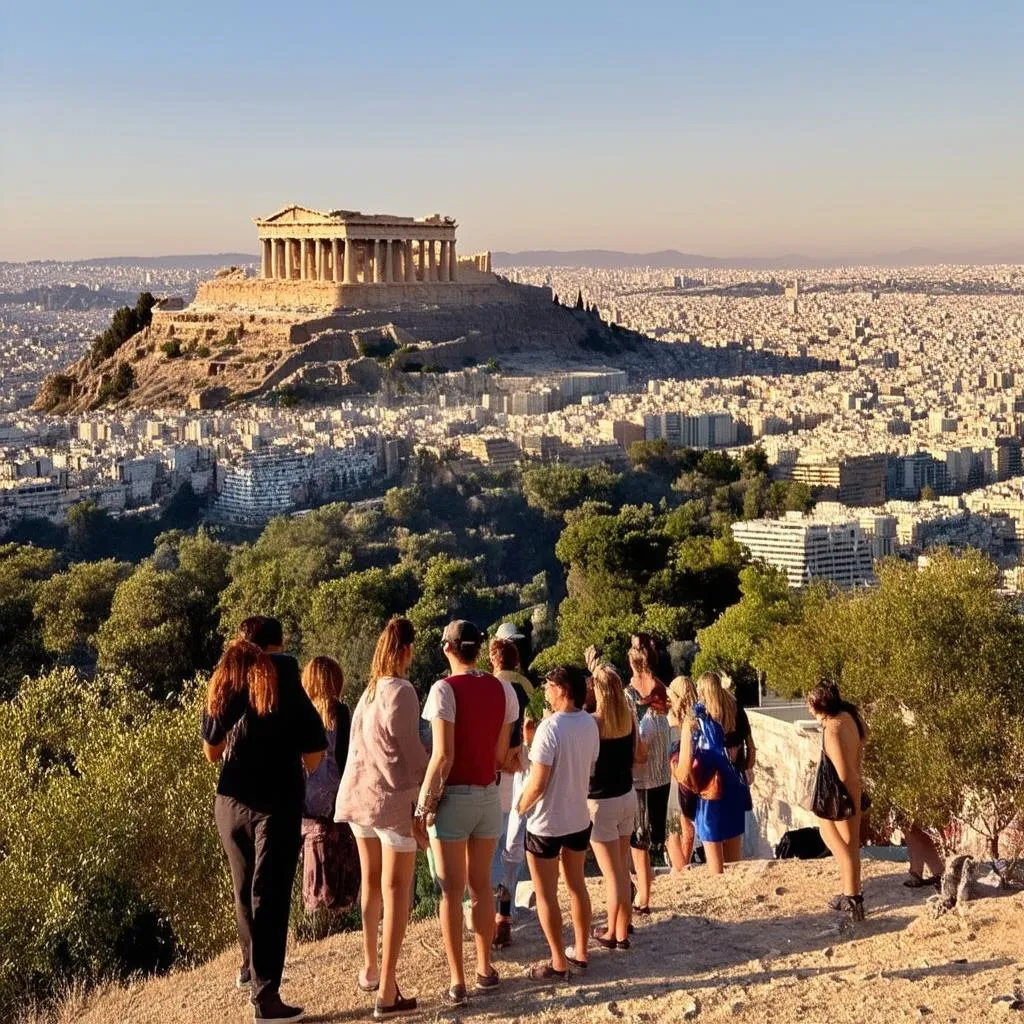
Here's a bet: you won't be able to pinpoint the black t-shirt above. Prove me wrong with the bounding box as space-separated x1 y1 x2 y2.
509 682 530 750
202 653 327 816
724 705 752 770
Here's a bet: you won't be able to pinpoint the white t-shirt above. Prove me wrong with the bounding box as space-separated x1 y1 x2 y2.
527 710 600 837
421 672 520 727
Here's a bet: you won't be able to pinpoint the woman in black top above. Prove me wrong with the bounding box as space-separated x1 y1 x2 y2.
587 664 642 950
202 630 326 1024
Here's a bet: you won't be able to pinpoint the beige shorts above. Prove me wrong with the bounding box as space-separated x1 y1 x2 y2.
588 790 637 843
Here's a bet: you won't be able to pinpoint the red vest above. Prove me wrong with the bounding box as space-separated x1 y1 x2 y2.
445 672 505 787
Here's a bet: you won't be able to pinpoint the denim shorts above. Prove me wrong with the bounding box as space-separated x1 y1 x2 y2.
430 783 503 841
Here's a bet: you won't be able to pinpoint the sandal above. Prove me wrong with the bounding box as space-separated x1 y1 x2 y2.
616 938 631 950
633 904 651 916
565 946 588 971
373 990 416 1019
526 962 569 982
591 928 617 950
903 873 940 889
441 984 468 1007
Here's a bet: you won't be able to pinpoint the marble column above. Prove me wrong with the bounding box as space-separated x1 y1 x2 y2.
449 239 457 281
415 240 424 280
343 239 355 284
283 239 293 280
440 240 451 282
261 238 270 278
427 239 436 282
332 239 341 283
316 240 325 281
269 238 278 279
372 240 382 283
381 240 391 283
404 240 415 282
391 240 401 283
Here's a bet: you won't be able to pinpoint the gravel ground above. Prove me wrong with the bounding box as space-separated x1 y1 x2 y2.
66 858 1024 1024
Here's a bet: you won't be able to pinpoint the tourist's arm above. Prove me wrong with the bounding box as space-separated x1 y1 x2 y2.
417 718 454 824
672 727 694 785
514 761 552 817
203 739 226 763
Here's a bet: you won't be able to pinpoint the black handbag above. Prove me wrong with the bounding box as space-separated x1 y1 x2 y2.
811 750 856 821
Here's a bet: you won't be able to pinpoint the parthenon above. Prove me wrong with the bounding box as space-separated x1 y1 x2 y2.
253 205 490 285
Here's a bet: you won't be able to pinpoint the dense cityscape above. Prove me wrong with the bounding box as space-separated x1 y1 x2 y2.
3 256 1024 585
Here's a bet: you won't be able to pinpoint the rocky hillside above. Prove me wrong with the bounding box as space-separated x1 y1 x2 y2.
55 859 1023 1024
34 288 699 414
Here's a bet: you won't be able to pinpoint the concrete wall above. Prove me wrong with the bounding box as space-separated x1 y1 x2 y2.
744 707 823 857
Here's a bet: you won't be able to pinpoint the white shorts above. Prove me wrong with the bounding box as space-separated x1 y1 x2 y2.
347 821 418 853
588 790 637 843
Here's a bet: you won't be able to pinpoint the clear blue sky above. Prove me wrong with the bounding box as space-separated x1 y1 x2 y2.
1 0 1021 260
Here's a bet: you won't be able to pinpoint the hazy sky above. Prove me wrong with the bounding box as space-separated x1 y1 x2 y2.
1 0 1022 261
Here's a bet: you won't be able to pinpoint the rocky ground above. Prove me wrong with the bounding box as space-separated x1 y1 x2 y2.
56 859 1023 1024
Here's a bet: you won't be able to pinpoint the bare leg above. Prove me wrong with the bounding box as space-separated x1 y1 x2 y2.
907 827 944 878
355 836 382 988
630 846 652 908
528 852 566 971
431 837 469 989
379 847 416 1005
679 816 695 867
466 835 498 979
819 818 857 895
723 835 743 864
590 839 627 941
833 814 861 895
618 835 633 935
560 847 591 963
704 840 725 875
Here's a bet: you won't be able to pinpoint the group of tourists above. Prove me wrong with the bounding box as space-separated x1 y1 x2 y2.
201 616 866 1023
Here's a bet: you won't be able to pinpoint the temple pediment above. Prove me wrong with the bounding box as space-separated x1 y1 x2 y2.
256 205 353 226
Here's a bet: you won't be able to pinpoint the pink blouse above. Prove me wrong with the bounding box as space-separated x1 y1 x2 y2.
334 676 428 833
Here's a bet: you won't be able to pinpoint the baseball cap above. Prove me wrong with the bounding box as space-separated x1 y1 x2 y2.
442 620 483 646
494 621 525 641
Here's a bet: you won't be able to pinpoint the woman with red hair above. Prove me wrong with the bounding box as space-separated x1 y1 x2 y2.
203 636 327 1024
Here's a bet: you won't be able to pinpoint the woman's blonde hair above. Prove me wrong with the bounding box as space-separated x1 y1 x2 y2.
591 664 632 739
667 675 697 729
367 617 415 702
302 655 343 729
207 639 277 718
696 671 736 734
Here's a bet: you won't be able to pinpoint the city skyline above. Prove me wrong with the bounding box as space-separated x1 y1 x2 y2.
1 1 1022 261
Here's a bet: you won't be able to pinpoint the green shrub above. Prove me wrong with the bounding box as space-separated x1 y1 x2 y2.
0 670 230 1016
161 341 181 359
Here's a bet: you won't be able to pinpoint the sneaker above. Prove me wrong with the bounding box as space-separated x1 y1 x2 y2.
236 967 252 990
492 918 512 949
253 993 304 1022
475 968 500 993
441 984 468 1008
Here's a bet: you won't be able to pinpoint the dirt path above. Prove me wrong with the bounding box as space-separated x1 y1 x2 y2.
68 859 1023 1024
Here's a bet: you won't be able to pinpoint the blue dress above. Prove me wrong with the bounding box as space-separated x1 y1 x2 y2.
691 705 747 844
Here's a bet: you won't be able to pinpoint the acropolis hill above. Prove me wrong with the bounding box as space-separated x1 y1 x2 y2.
35 205 700 413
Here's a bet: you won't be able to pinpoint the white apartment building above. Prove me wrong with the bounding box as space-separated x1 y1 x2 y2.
732 511 874 588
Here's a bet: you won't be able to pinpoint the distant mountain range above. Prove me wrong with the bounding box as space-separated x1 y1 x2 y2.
3 254 259 270
492 245 1024 270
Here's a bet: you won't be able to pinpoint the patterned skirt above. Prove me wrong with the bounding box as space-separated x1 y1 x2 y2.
301 818 360 913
